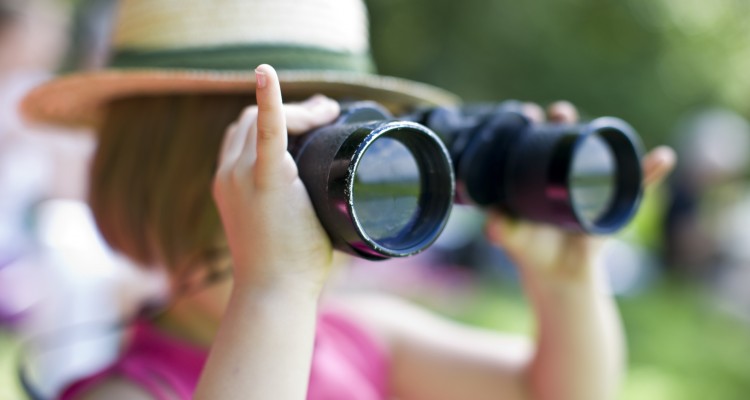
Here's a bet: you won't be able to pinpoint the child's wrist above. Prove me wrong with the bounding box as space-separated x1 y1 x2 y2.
516 257 615 307
517 256 599 288
225 280 322 328
232 269 326 303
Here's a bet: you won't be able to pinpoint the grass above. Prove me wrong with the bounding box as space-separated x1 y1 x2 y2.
0 330 27 400
618 282 750 400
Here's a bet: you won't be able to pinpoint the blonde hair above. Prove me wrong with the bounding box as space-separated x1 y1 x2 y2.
90 94 251 276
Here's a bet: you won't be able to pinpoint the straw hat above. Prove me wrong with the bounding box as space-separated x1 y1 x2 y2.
21 0 460 128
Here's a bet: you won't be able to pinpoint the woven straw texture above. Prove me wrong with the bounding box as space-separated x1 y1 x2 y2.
21 0 460 128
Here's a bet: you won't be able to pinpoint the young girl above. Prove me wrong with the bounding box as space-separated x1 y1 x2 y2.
21 0 675 399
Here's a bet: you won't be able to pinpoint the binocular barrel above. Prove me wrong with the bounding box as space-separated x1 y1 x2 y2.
289 103 455 260
288 100 645 261
408 103 645 234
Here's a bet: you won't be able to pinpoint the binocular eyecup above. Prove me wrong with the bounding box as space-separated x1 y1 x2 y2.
289 102 455 260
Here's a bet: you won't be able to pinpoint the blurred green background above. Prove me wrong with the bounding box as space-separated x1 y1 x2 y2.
369 0 750 148
365 0 750 399
3 0 750 399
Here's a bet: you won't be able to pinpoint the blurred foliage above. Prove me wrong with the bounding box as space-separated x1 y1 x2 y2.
368 0 750 148
0 331 26 400
620 283 750 400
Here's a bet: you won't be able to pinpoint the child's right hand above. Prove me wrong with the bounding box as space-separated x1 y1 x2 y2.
212 64 340 297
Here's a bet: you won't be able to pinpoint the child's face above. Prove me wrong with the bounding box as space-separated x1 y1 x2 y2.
173 251 354 322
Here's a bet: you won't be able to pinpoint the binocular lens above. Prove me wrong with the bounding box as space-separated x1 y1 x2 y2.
569 133 616 223
505 116 643 233
415 107 644 234
292 103 455 260
352 137 421 245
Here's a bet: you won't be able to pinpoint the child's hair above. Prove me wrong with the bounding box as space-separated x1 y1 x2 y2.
89 94 252 277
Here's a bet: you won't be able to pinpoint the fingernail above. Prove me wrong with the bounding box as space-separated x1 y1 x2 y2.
255 68 267 89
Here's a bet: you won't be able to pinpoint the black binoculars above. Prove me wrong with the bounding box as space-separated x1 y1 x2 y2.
289 101 644 260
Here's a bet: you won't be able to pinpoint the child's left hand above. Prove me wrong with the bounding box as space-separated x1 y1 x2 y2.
484 102 677 280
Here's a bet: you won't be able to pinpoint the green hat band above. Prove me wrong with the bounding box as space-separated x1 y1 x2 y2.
110 44 377 73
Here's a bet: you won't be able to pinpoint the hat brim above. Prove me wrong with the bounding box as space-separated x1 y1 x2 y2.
21 69 460 129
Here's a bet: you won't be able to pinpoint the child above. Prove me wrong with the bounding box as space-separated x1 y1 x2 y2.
21 0 675 399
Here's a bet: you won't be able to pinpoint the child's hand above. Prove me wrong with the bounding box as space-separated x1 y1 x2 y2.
212 64 340 296
484 102 677 280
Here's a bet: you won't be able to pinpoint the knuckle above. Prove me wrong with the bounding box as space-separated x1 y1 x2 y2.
256 124 276 141
229 166 248 185
231 162 258 189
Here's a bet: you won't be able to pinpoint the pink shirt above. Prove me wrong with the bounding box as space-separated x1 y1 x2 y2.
59 311 389 399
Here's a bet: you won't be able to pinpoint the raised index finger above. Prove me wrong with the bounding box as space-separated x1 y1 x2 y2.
253 64 288 170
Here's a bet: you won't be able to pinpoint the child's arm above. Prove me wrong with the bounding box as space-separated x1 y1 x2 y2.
486 142 675 400
194 64 340 400
485 219 625 400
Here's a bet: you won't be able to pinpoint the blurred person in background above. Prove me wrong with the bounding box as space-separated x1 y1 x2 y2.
664 108 750 281
0 0 166 398
19 0 675 399
664 108 750 320
0 0 95 331
0 0 76 267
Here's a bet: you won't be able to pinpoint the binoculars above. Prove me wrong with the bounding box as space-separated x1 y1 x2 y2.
289 101 644 260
